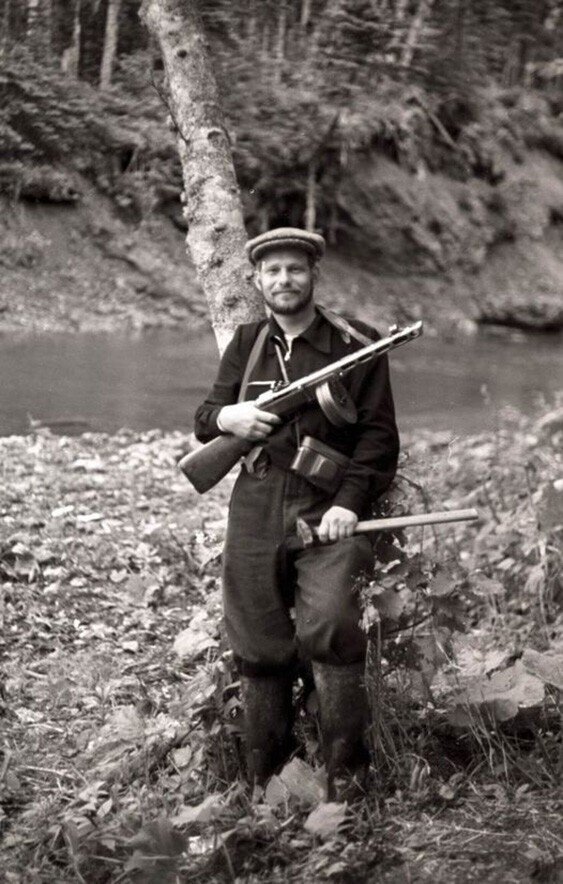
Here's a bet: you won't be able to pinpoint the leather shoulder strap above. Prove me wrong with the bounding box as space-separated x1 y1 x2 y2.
316 304 373 347
238 324 270 403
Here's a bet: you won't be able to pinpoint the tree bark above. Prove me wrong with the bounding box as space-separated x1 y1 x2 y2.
300 0 312 28
274 0 286 83
61 0 81 77
304 157 317 232
140 0 263 352
26 0 40 40
27 0 51 57
400 0 434 69
100 0 122 90
1 0 12 53
394 0 409 23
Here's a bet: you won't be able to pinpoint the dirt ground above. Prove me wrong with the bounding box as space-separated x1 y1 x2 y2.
2 152 563 339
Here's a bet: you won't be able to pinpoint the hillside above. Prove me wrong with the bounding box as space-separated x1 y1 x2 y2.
1 51 563 336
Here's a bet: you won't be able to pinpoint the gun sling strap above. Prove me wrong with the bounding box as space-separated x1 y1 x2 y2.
237 306 373 404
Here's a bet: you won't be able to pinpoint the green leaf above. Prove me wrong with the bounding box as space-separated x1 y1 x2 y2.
371 586 411 622
448 661 545 725
304 802 347 840
278 758 326 806
171 795 226 827
173 624 218 662
522 649 563 691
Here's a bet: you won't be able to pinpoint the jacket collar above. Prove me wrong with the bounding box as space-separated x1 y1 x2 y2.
266 307 332 355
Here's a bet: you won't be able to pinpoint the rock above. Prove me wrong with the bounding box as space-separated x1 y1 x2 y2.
495 179 551 240
534 408 563 438
336 156 492 275
478 294 563 332
20 165 82 203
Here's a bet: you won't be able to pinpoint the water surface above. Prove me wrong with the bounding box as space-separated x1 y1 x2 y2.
0 328 561 437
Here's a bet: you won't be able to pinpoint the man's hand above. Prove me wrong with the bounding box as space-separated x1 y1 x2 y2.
317 506 358 543
218 402 282 441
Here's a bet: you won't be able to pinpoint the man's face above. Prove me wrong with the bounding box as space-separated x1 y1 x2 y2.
253 247 318 316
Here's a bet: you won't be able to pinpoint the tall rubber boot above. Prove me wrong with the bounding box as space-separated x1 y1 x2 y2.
312 661 370 802
240 674 294 788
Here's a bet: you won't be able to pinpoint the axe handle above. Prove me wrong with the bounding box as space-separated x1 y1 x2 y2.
354 508 479 534
287 508 478 551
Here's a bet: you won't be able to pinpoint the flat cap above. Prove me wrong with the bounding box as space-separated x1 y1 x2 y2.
246 227 326 265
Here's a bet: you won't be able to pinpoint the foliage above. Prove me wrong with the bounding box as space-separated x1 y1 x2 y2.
0 48 180 219
2 2 563 238
0 402 562 880
360 402 563 791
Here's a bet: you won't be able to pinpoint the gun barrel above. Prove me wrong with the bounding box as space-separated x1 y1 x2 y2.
256 320 423 409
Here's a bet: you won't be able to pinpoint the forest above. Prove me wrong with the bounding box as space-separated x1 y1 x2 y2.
1 0 563 332
1 1 563 882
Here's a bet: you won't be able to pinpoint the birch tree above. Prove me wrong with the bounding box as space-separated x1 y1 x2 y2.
100 0 121 89
61 0 81 77
400 0 434 69
26 0 52 58
1 0 12 54
140 0 263 352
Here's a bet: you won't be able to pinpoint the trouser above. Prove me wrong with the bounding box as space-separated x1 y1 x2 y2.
223 464 373 675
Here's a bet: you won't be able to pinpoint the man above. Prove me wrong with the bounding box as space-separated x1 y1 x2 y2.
194 227 399 798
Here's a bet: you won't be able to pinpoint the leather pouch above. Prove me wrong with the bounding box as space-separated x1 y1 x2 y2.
290 435 350 492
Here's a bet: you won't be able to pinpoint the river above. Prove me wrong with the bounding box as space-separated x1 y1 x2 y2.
0 328 561 438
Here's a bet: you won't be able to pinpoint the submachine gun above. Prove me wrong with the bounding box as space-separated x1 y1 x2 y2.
179 320 423 494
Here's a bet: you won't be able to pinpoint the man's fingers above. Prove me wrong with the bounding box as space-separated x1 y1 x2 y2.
317 521 330 543
255 410 282 425
218 403 281 440
317 517 357 543
253 418 278 437
318 519 342 543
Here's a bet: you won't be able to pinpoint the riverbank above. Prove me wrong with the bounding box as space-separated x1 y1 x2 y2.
1 142 563 339
1 406 562 881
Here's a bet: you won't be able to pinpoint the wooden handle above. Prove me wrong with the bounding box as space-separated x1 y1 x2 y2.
286 508 479 551
354 508 479 534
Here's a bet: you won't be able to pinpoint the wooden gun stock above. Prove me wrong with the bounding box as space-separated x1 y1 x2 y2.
177 434 253 494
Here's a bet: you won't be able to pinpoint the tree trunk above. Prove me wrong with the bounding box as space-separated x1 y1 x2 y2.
304 157 317 232
140 0 263 352
27 0 40 40
400 0 434 69
100 0 121 90
300 0 312 28
275 0 287 83
1 0 12 53
394 0 409 23
27 0 51 57
61 0 81 77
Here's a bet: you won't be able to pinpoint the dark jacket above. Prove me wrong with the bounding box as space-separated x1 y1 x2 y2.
194 307 400 516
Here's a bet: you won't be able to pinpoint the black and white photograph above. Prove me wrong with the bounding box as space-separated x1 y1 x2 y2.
1 1 563 881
